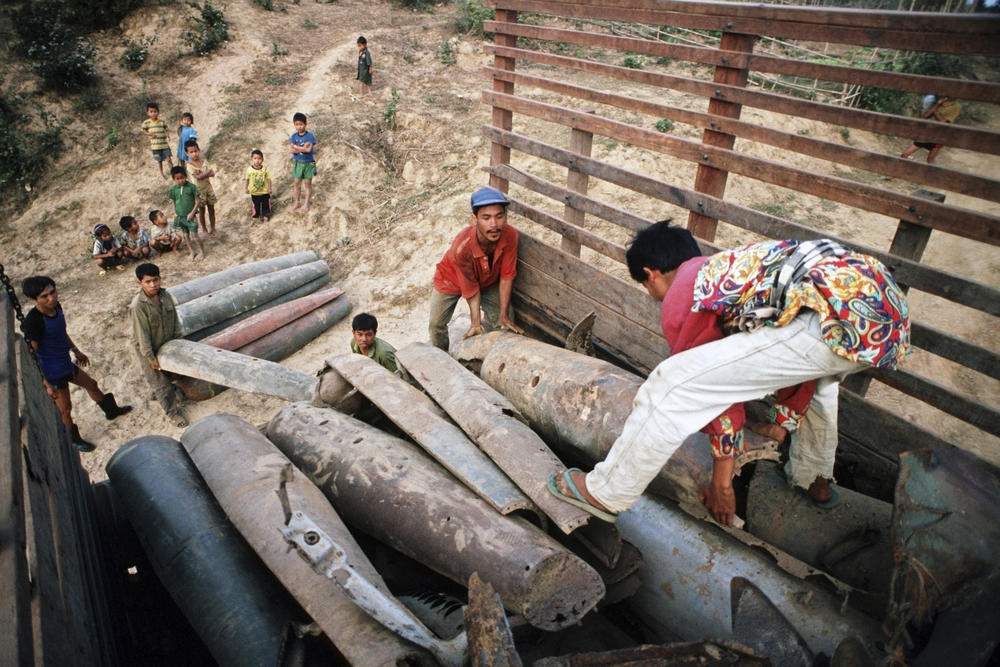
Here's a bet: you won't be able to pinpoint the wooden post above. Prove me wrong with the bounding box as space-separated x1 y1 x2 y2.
0 295 33 666
842 189 944 396
489 9 518 193
686 32 756 242
561 114 594 257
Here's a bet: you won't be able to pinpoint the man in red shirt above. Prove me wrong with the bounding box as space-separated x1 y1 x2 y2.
429 186 525 350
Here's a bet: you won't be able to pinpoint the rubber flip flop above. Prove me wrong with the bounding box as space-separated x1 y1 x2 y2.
547 468 617 523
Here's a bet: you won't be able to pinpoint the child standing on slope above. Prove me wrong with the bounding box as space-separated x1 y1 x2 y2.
141 101 173 178
176 111 198 163
245 148 272 223
289 112 317 212
185 140 218 235
167 165 205 260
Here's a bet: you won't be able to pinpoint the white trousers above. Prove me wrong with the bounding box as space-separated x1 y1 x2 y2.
587 311 863 513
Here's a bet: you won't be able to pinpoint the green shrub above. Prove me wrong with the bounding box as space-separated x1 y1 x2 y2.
622 54 645 69
16 3 97 91
271 42 290 58
857 51 972 115
0 84 65 200
655 118 673 133
120 36 154 71
439 40 456 65
454 0 494 37
383 87 400 128
182 1 229 56
253 0 274 9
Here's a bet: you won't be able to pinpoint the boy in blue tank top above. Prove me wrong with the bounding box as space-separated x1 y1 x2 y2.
20 276 132 451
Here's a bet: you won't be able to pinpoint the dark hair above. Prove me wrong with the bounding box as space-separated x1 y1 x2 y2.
184 139 199 152
625 220 702 283
251 149 263 158
181 111 194 121
351 312 377 332
170 165 187 178
292 112 307 124
357 36 367 45
135 263 160 280
148 210 161 222
146 101 159 111
22 275 55 299
119 215 136 230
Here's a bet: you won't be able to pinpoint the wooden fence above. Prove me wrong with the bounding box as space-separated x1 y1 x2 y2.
482 0 1000 497
0 293 121 666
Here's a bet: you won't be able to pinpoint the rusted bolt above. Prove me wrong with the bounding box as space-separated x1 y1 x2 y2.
304 531 320 545
908 205 916 213
697 201 705 209
702 154 709 160
710 119 717 127
715 89 722 96
721 56 728 64
916 215 923 221
726 21 733 29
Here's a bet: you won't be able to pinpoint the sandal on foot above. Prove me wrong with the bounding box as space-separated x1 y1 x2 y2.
547 468 617 523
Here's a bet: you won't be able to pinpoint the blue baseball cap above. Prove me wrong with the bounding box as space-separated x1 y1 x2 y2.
470 186 510 211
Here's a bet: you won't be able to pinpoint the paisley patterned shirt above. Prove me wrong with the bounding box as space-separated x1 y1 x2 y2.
692 240 910 370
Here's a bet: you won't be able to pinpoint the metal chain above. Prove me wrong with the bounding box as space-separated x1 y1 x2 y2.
0 263 43 369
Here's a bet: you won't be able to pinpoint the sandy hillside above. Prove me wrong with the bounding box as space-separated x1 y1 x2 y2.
1 0 996 481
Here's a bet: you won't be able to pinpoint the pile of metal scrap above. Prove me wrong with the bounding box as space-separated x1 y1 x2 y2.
159 252 351 400
101 319 1000 665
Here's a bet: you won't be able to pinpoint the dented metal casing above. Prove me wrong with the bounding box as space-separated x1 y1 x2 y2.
176 260 330 337
266 401 606 631
322 353 536 517
617 493 882 657
179 414 433 666
169 251 321 305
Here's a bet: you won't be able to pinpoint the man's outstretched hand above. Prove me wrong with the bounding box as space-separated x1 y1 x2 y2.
699 482 736 526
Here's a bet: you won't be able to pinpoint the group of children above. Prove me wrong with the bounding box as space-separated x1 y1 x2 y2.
122 102 320 268
22 259 397 450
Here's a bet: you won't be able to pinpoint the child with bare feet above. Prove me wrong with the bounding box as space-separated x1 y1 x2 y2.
167 165 205 260
140 101 172 179
92 224 125 275
149 209 182 253
119 215 152 260
245 149 272 224
289 112 317 212
184 140 218 235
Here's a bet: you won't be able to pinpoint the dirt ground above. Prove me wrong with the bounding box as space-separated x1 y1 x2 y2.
0 0 996 481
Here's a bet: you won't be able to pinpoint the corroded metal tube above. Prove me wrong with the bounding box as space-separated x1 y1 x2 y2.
177 260 330 336
323 353 535 516
179 415 431 666
617 493 882 657
747 462 893 614
396 342 594 534
200 285 344 349
266 402 606 631
451 331 712 505
105 436 306 667
157 339 315 401
169 251 320 305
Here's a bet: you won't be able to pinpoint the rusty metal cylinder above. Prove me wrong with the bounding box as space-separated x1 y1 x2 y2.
105 436 305 667
266 401 606 631
746 463 893 614
180 414 430 666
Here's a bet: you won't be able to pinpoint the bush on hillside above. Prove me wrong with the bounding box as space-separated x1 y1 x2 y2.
15 3 98 91
0 84 65 201
182 1 230 56
454 0 494 38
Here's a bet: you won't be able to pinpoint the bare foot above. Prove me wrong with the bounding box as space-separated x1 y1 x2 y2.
302 204 310 212
555 469 613 513
189 250 197 260
262 217 270 224
195 251 205 261
807 475 832 503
